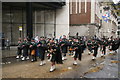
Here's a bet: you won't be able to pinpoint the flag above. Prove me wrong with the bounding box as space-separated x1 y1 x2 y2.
102 11 110 23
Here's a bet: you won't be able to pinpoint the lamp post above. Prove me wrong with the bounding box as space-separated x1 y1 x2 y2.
19 26 22 38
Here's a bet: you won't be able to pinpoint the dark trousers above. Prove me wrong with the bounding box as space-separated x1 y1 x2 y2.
102 46 106 55
23 49 28 57
74 51 82 61
17 48 22 55
93 47 98 57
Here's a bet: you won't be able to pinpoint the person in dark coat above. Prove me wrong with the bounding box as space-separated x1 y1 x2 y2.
55 43 63 64
6 38 10 50
87 39 93 55
79 38 85 54
29 38 37 62
49 40 57 72
16 39 23 59
112 38 120 53
68 39 74 56
59 35 68 60
101 38 108 57
2 36 5 50
21 38 29 61
48 39 63 72
108 38 114 53
73 38 82 65
92 39 99 60
46 38 52 61
37 37 47 66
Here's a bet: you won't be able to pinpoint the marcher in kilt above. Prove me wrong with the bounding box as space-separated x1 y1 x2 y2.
92 39 99 60
55 43 63 64
111 38 120 53
48 40 57 72
29 38 37 62
16 38 23 59
73 38 83 65
68 39 74 56
108 37 114 53
87 38 93 55
46 38 53 61
100 38 108 57
37 37 47 66
21 38 29 61
79 38 85 54
59 35 68 60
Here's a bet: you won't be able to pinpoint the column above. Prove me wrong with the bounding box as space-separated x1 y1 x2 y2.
26 2 33 40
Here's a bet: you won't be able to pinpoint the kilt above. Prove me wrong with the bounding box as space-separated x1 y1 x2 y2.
51 53 56 62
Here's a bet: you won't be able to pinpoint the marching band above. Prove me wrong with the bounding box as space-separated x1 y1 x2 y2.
16 35 120 72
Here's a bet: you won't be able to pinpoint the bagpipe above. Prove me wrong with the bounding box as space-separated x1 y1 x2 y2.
69 47 74 51
37 42 48 50
29 43 36 55
48 43 56 55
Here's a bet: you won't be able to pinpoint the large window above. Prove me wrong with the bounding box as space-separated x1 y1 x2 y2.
34 10 55 38
2 8 56 45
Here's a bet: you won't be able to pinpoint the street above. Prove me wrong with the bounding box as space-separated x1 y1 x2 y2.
2 47 119 78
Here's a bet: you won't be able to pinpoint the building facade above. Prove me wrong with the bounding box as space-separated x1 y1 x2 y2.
97 2 118 38
69 0 99 38
2 1 69 45
69 0 118 38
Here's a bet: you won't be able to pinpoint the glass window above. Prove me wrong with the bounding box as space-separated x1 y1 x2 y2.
2 10 10 23
12 10 22 23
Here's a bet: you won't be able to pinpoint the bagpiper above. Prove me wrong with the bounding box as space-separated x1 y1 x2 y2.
48 40 56 72
49 40 63 72
46 38 52 61
87 38 93 55
73 38 83 65
55 40 63 64
92 39 99 60
68 39 74 56
111 38 120 53
59 35 68 60
21 38 29 61
29 38 37 62
100 38 108 57
37 37 47 66
79 38 85 54
16 38 23 59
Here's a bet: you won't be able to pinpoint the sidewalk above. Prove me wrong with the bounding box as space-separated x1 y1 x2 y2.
2 46 17 58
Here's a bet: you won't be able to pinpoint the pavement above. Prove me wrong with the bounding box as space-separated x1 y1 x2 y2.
1 46 120 78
